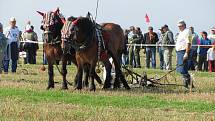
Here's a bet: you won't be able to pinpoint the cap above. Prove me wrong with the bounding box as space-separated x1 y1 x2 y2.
148 26 153 30
159 26 165 30
163 24 168 28
25 25 32 31
10 17 16 22
130 26 135 30
177 20 186 26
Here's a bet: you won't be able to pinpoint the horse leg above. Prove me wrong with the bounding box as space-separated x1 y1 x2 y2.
102 59 112 89
89 63 96 91
69 54 79 88
83 64 89 88
83 64 102 87
76 64 83 90
47 64 54 90
110 51 130 90
61 55 68 90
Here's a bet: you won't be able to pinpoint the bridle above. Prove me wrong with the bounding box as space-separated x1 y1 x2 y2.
41 12 63 45
62 17 96 51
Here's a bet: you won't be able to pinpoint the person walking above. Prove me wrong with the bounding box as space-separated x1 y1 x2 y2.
3 17 21 73
198 31 211 71
0 23 7 74
175 20 194 89
143 26 159 69
162 25 175 70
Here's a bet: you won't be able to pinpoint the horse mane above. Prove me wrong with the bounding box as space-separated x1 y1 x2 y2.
67 16 77 21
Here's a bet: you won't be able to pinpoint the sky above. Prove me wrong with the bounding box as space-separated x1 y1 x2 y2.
0 0 215 39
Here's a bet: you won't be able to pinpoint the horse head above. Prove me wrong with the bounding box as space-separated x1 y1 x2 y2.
37 8 66 44
61 17 95 51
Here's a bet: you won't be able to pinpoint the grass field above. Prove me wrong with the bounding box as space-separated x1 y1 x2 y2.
0 47 215 121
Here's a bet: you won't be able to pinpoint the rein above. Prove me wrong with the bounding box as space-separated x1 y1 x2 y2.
70 20 96 51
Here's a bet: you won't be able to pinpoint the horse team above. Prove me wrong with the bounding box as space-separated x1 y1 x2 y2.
37 8 130 91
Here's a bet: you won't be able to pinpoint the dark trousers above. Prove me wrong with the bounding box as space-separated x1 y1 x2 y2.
188 49 197 70
198 54 208 71
146 47 156 69
4 59 17 72
25 52 36 64
208 60 215 72
134 49 141 67
158 47 164 70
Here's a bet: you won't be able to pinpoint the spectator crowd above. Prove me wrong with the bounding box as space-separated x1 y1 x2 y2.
123 21 215 73
0 17 39 74
0 17 215 84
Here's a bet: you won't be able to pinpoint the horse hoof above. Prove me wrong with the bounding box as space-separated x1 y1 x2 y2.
75 86 82 90
46 86 54 90
90 88 96 92
61 86 68 90
103 85 112 90
90 85 96 92
125 86 131 90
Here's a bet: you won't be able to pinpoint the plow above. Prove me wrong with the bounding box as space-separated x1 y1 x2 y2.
122 64 186 88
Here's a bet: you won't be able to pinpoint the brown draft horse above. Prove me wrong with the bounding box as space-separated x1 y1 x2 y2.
37 8 102 90
37 8 72 90
61 16 130 91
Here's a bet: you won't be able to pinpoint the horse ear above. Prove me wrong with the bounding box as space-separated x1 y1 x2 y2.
86 12 91 18
37 11 44 16
54 7 60 15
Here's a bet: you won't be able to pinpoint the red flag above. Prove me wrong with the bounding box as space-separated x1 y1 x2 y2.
145 14 150 23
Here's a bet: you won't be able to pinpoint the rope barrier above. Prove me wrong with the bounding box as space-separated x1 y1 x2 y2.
19 41 215 47
20 40 44 44
127 44 214 47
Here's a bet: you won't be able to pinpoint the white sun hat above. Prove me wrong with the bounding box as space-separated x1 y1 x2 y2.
9 17 16 22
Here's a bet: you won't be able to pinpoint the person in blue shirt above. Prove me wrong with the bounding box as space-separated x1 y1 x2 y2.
198 31 211 71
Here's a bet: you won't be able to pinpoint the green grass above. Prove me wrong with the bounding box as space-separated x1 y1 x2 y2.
0 87 215 113
0 45 215 120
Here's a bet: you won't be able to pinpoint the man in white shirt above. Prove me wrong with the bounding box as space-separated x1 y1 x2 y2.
208 27 215 44
175 20 194 89
3 17 20 73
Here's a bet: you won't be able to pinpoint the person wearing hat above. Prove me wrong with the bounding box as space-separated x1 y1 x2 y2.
175 20 194 89
162 24 175 70
128 26 138 67
0 23 7 73
187 26 199 71
3 17 21 73
22 24 39 64
142 26 159 69
134 27 143 68
208 27 215 44
157 26 165 70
